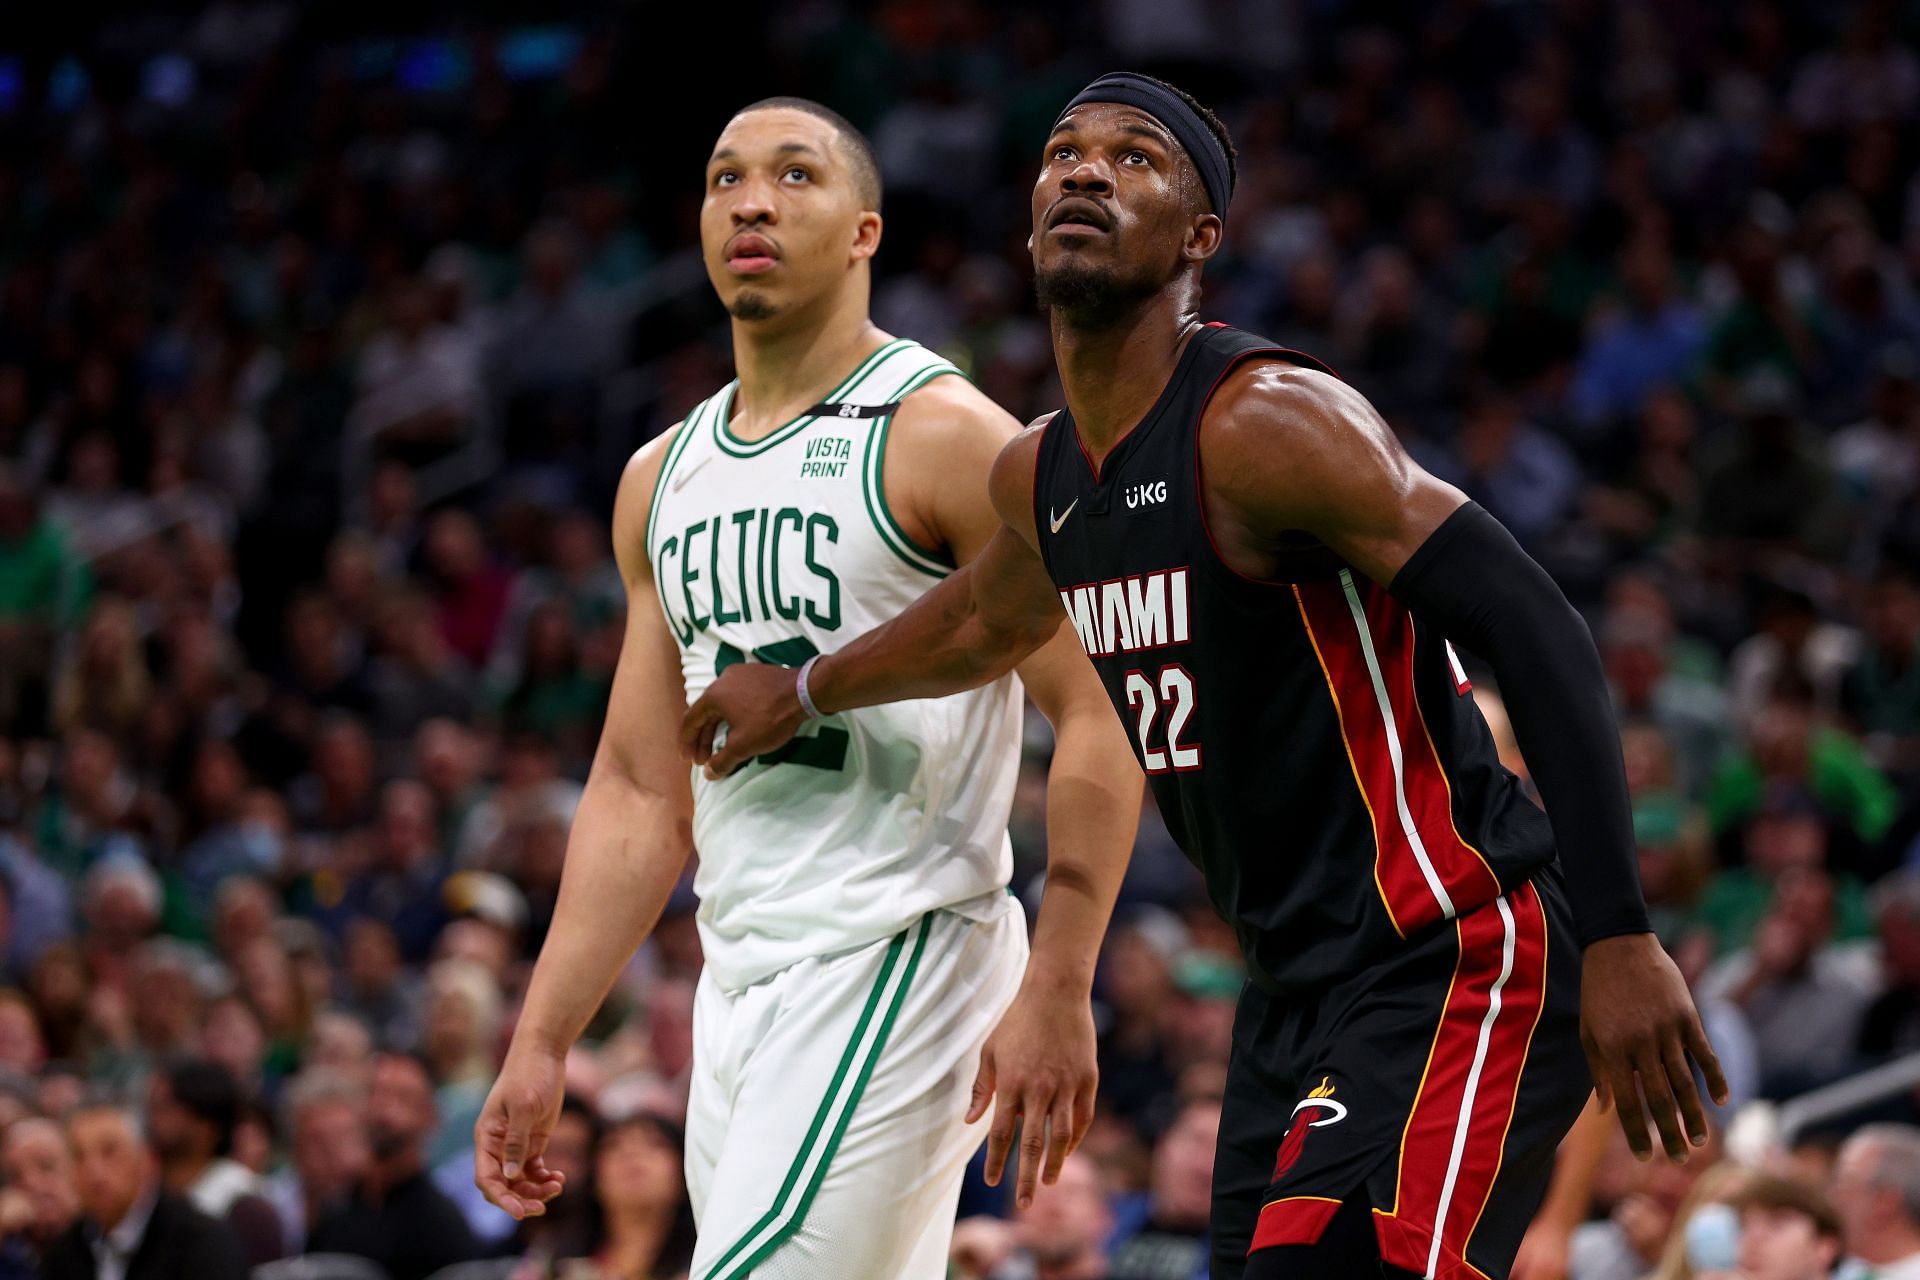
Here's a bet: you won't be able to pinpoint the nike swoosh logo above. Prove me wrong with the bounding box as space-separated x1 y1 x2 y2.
1049 499 1078 534
671 454 714 492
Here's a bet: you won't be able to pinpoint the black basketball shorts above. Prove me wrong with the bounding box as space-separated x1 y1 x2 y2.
1209 874 1591 1280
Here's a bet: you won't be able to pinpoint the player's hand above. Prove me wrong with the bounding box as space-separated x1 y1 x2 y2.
1578 933 1727 1163
681 663 808 779
967 982 1098 1210
474 1044 569 1219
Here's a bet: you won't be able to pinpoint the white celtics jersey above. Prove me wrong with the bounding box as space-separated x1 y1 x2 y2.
645 339 1023 991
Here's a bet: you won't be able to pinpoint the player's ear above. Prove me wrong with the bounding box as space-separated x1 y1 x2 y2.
1183 214 1223 266
850 210 883 264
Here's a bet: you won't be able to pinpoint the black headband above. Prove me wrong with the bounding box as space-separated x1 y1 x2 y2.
1054 72 1233 220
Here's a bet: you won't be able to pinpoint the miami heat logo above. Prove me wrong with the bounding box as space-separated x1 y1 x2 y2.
1272 1077 1349 1180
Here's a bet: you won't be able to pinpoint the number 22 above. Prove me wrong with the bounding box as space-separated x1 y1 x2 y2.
1124 666 1201 773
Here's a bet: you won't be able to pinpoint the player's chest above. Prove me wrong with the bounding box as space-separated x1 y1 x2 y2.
649 447 938 655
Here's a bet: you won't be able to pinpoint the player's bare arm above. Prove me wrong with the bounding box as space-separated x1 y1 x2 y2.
475 427 697 1220
886 383 1143 1209
683 377 1142 1205
1198 361 1728 1162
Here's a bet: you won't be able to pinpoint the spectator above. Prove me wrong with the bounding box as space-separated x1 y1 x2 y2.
1336 247 1452 425
1269 253 1341 362
1788 6 1920 134
491 222 619 468
1694 789 1876 954
422 509 512 671
0 1117 79 1274
172 741 274 920
287 713 378 837
952 1152 1114 1280
1571 237 1708 432
0 991 47 1077
1108 1098 1216 1280
312 779 449 963
1707 688 1899 853
79 860 164 978
1568 1131 1721 1280
1700 868 1879 1091
413 717 489 860
0 467 89 731
565 1108 696 1280
266 1068 370 1255
420 957 501 1167
306 1051 481 1280
1725 585 1860 735
1642 1162 1753 1280
1419 383 1581 549
1832 1125 1920 1278
1095 910 1185 1128
144 1060 282 1265
1629 792 1715 961
349 278 481 469
1858 872 1920 1059
37 729 163 880
41 1101 247 1280
365 589 478 748
1698 370 1843 559
1701 207 1820 405
1602 607 1732 800
338 918 422 1049
1478 73 1600 217
1842 564 1920 783
1730 1173 1844 1280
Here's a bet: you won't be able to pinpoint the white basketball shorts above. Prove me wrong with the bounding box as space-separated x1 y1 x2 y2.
685 893 1028 1279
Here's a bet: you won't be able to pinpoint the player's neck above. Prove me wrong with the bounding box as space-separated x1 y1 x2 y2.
729 290 886 443
1052 301 1203 469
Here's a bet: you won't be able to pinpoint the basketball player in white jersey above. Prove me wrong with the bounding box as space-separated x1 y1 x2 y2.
472 98 1142 1278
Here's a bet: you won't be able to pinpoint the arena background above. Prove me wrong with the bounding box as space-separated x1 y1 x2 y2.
2 2 1919 1278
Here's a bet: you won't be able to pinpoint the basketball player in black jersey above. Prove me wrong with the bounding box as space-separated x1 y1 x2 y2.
683 73 1725 1280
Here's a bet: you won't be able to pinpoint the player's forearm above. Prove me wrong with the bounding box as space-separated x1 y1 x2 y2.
1389 503 1650 945
510 773 692 1058
811 560 1057 713
1024 703 1142 996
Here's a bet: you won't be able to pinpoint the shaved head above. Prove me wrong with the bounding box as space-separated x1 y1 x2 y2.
736 96 882 211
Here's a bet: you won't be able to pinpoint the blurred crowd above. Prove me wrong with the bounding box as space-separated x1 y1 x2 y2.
4 0 1920 1277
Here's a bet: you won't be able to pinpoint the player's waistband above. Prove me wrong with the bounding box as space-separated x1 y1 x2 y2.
1242 870 1565 999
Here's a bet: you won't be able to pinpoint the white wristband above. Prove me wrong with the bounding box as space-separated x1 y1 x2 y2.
795 655 825 721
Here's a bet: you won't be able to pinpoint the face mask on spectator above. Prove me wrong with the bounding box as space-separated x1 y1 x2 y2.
1687 1202 1741 1272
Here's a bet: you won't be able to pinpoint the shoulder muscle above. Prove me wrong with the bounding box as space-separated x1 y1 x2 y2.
988 415 1055 551
882 374 1027 565
1203 364 1464 582
611 422 684 587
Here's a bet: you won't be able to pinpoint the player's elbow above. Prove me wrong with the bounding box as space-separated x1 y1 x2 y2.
984 612 1065 679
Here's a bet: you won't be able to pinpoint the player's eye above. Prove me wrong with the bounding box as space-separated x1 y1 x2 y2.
714 171 738 187
784 166 810 183
1122 150 1150 165
1051 145 1076 163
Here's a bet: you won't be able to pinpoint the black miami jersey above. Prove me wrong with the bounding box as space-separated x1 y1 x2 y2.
1031 322 1560 995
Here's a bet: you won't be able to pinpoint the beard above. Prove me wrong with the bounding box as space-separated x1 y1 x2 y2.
728 290 778 321
1034 257 1159 329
